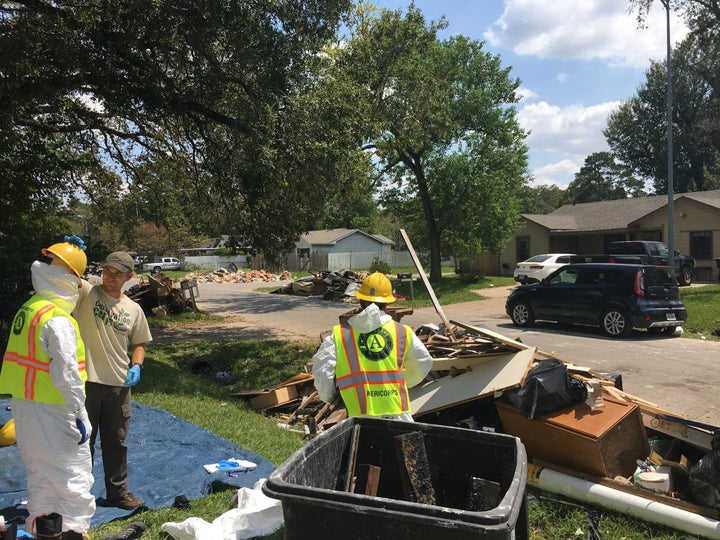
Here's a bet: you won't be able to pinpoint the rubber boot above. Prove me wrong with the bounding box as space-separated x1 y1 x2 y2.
35 512 63 539
0 521 17 540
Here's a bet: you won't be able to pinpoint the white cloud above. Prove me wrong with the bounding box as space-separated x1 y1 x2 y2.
517 100 622 157
531 159 580 188
515 86 537 102
484 0 689 69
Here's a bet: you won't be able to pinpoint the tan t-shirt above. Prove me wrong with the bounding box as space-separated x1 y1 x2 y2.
74 282 152 386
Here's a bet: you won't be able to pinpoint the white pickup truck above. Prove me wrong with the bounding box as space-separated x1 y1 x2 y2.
142 257 183 273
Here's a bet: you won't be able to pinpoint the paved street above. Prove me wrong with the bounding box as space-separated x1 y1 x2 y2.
180 280 720 426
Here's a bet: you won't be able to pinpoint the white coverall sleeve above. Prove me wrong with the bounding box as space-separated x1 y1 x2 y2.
312 334 340 404
402 333 433 388
41 316 87 413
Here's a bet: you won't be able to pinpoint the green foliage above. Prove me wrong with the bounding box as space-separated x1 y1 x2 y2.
518 184 568 214
604 42 716 194
337 4 528 282
679 285 720 338
565 152 646 203
368 257 392 274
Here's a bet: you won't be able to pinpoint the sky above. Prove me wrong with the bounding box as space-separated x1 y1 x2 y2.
372 0 690 189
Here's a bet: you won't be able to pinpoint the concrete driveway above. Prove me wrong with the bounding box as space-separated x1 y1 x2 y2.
157 279 720 427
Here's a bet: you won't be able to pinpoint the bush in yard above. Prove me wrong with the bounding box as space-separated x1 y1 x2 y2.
368 258 391 275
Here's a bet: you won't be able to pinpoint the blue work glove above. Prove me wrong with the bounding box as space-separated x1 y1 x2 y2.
125 365 142 386
64 234 87 251
75 408 90 445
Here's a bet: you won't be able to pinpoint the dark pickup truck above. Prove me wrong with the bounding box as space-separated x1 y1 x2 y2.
571 241 695 286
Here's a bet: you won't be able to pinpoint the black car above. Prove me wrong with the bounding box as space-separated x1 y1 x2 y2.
505 263 687 338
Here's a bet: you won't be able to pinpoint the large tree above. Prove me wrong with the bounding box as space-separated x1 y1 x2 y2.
565 152 646 203
604 42 717 193
336 5 528 281
0 0 355 338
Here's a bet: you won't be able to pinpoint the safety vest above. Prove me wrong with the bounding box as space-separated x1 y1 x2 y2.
0 295 86 405
333 319 411 417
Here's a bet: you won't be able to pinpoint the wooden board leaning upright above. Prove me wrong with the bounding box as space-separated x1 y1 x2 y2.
399 229 456 341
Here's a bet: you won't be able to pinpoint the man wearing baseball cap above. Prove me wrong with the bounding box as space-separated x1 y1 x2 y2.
73 251 152 510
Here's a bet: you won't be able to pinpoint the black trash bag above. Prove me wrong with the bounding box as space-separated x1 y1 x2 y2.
689 431 720 510
505 358 587 419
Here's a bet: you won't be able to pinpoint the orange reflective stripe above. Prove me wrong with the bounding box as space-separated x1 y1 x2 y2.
338 324 368 413
27 304 53 365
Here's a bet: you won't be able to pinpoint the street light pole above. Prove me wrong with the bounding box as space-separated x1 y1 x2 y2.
664 0 675 272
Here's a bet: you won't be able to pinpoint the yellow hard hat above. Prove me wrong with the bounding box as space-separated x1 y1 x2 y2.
355 272 396 304
0 418 16 447
43 242 87 278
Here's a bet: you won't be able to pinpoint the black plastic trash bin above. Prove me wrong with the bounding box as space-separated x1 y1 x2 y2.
263 417 528 539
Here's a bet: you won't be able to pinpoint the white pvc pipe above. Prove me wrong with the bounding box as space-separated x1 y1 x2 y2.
527 464 720 539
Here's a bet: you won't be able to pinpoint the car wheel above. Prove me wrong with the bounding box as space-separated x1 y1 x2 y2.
510 302 535 327
153 266 162 274
679 267 693 286
601 309 632 338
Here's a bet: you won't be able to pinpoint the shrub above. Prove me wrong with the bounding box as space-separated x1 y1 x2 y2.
368 258 391 275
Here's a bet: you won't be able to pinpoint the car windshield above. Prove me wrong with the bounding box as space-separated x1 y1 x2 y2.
526 255 551 263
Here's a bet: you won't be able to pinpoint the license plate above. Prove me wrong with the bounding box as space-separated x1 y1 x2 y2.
666 313 676 321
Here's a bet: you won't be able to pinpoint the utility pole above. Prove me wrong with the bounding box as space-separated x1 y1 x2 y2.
663 0 675 271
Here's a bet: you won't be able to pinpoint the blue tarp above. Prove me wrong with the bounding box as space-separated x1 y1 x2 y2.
0 399 275 529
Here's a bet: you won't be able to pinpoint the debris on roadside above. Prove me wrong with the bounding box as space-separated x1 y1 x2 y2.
190 268 292 283
271 270 369 301
126 273 199 317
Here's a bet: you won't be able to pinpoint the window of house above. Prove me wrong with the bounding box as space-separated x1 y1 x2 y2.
690 231 712 260
516 236 530 262
297 248 310 258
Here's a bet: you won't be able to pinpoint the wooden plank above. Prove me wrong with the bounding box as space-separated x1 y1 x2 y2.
641 411 713 451
354 464 381 496
344 424 361 492
410 347 536 417
449 319 559 360
429 351 518 371
393 431 436 504
400 229 455 341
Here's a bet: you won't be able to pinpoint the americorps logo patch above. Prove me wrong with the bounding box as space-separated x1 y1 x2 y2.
12 311 26 335
358 327 393 360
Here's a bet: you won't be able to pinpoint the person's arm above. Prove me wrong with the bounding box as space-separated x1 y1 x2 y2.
311 335 339 403
402 333 433 388
130 343 146 369
42 317 86 413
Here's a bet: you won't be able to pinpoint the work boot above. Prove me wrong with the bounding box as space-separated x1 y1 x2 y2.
35 512 63 539
0 522 17 540
98 521 147 540
108 493 145 511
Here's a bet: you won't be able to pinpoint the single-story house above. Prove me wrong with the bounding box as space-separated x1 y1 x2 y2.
499 189 720 281
290 228 395 271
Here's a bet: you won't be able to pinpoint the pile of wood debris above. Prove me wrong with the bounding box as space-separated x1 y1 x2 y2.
126 273 199 316
271 270 369 301
190 268 292 283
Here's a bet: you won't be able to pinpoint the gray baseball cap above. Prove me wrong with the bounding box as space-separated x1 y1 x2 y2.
103 251 135 273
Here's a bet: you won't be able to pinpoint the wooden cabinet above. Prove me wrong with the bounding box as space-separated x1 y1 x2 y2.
496 396 649 478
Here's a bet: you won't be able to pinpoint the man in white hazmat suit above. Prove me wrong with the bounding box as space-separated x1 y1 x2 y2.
312 272 432 421
0 237 95 540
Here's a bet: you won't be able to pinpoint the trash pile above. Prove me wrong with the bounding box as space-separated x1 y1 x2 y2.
191 268 292 283
271 270 369 301
126 274 199 317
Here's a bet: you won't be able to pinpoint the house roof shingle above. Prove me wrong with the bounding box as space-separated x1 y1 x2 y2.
523 190 720 232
